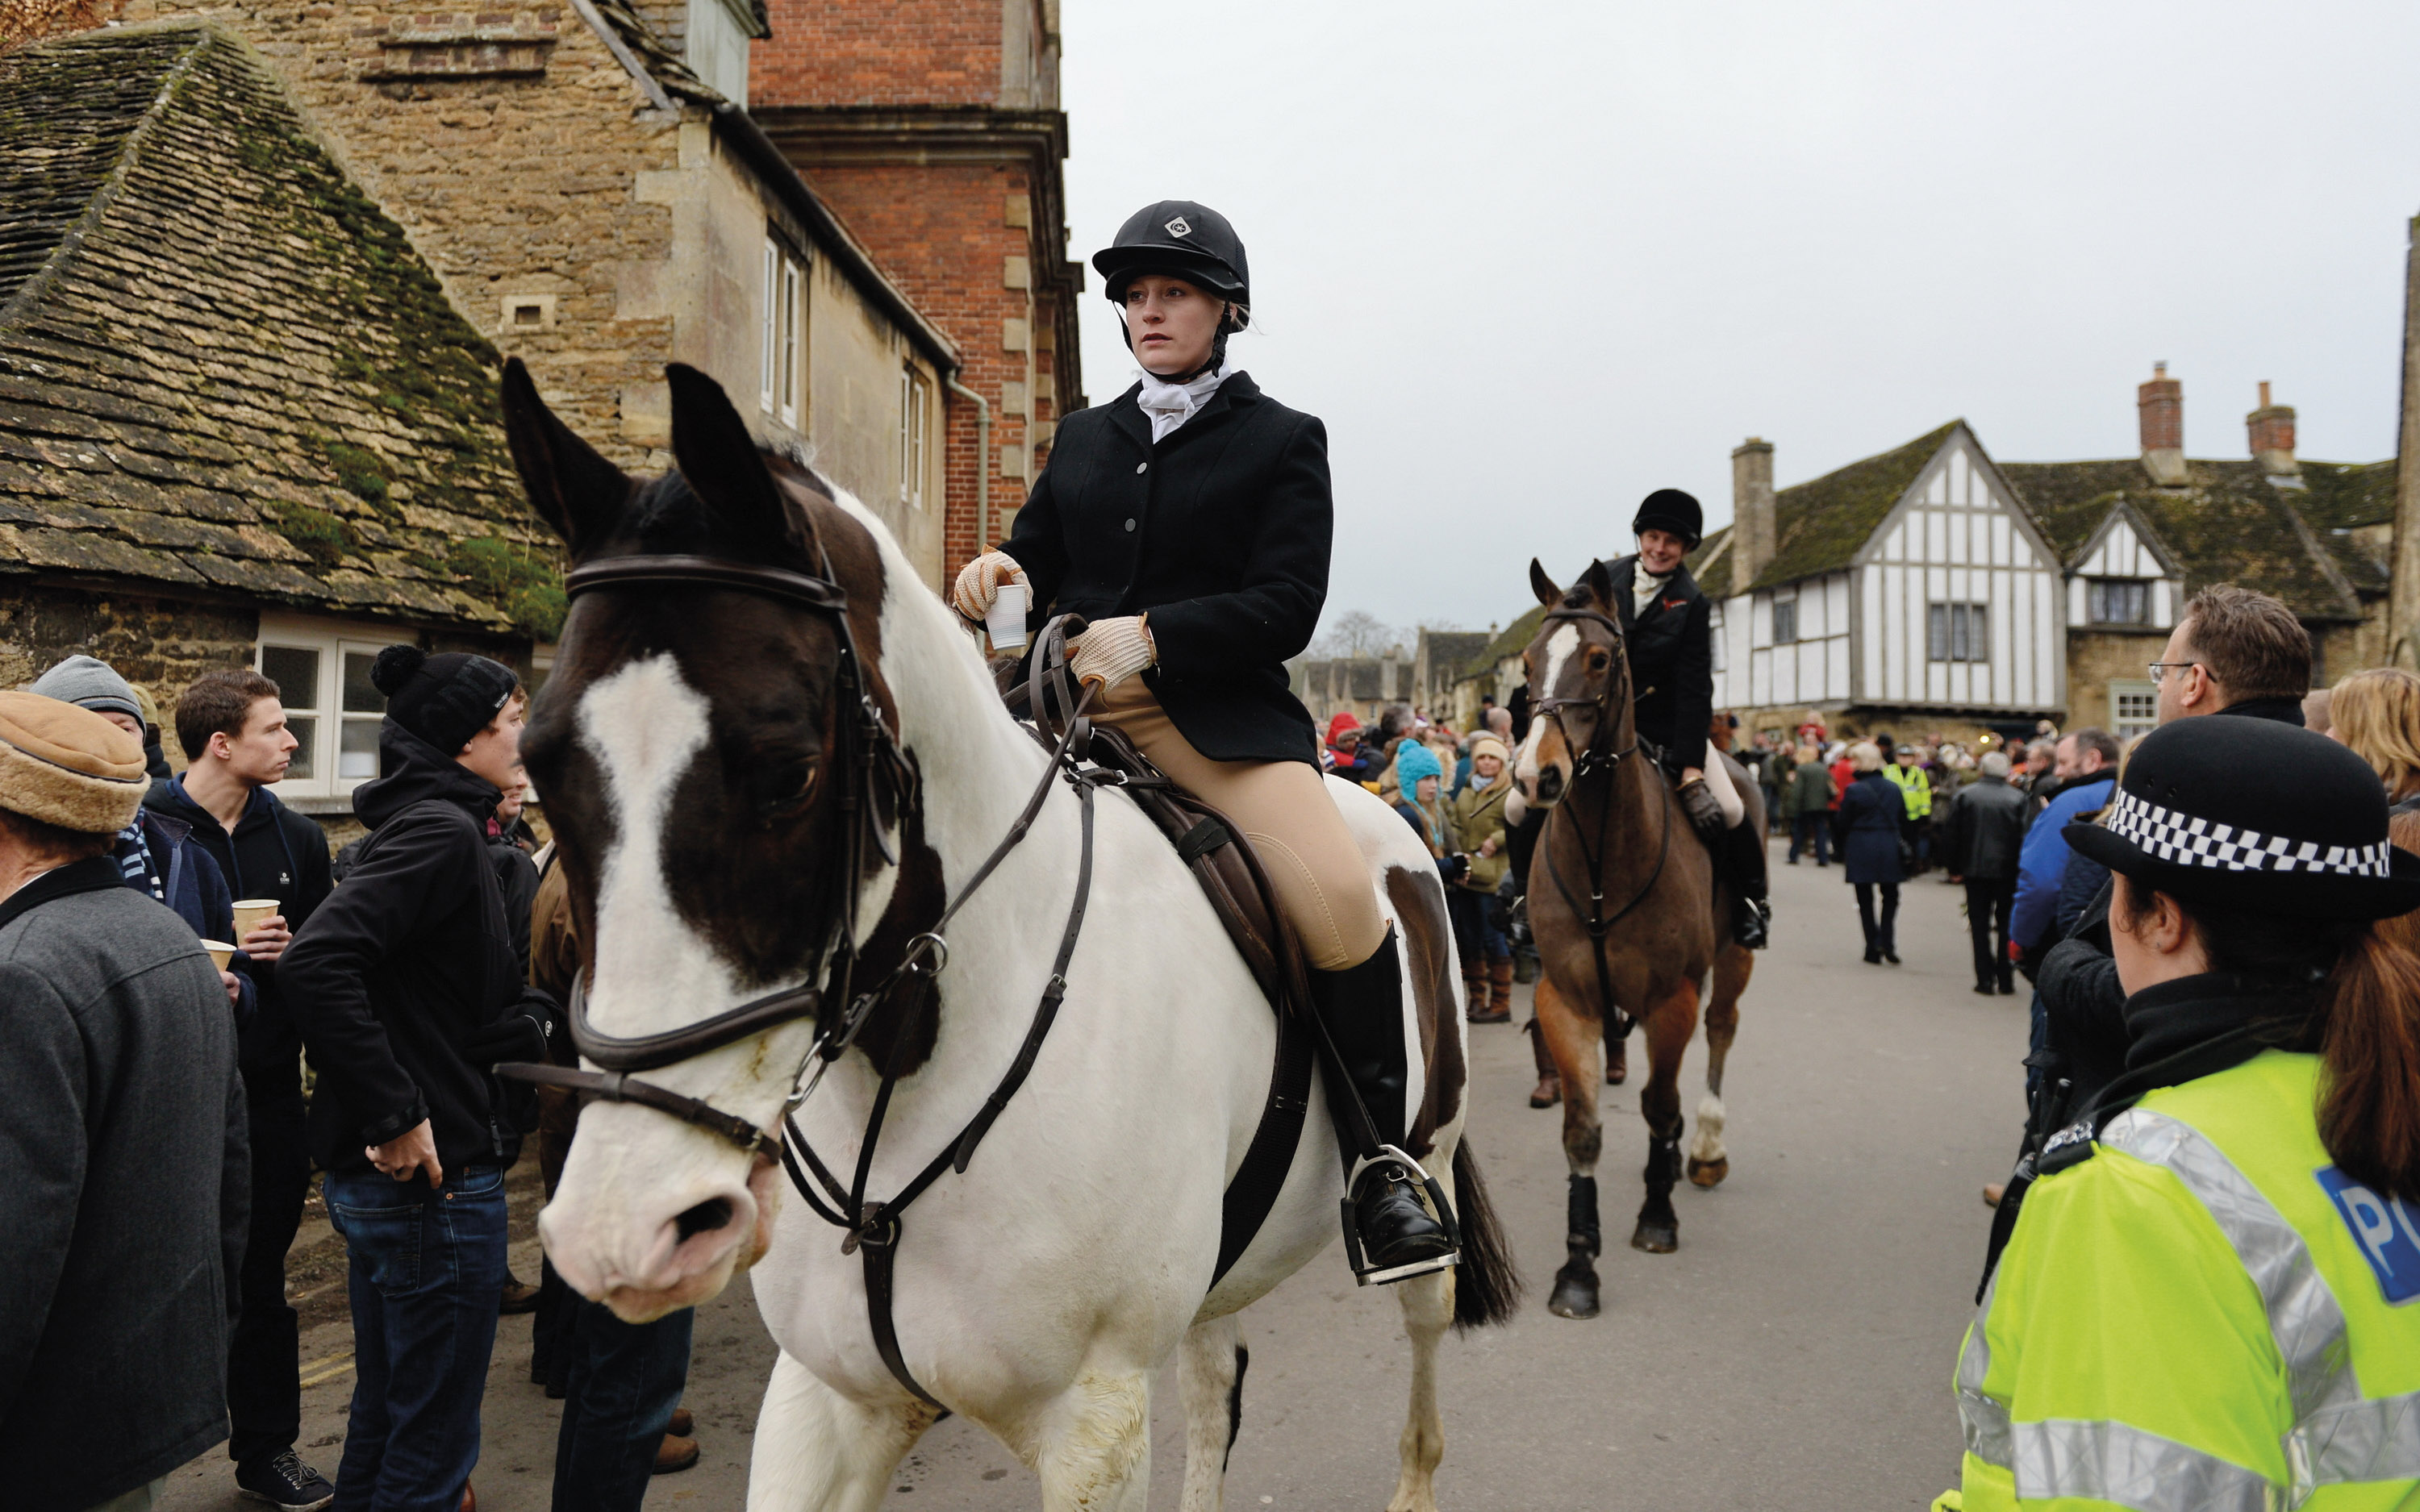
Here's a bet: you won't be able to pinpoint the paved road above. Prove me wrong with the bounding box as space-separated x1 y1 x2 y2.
164 843 2024 1509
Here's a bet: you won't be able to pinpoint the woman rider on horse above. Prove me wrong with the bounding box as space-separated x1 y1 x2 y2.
949 201 1455 1282
1606 489 1771 949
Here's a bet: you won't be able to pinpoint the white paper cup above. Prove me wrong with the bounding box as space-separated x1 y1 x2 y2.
986 582 1029 653
201 940 234 972
232 899 280 940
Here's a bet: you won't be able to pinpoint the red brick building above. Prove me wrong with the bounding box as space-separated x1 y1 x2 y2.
753 0 1085 578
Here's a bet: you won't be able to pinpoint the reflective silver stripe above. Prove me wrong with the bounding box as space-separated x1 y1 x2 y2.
2292 1389 2420 1496
1959 1269 2013 1468
2099 1110 2354 1421
2013 1418 2279 1511
2100 1108 2420 1504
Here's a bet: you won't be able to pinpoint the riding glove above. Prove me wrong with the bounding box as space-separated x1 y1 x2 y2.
950 550 1028 622
1678 777 1727 839
1069 614 1156 691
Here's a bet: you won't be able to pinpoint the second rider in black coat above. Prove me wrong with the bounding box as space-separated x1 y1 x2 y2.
952 200 1454 1283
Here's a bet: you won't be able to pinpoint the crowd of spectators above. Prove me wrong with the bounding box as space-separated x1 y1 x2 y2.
1 649 694 1512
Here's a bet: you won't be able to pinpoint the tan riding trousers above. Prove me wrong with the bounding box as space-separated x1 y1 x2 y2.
1093 678 1387 971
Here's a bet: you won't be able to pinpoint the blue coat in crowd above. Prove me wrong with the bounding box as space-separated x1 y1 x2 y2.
1836 769 1906 885
111 810 256 1029
2010 775 2115 951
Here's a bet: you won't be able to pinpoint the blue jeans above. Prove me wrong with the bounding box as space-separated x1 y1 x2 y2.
552 1302 695 1511
323 1165 508 1512
1788 813 1830 864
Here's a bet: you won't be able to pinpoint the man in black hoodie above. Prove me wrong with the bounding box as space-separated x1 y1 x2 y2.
147 668 336 1510
282 647 549 1512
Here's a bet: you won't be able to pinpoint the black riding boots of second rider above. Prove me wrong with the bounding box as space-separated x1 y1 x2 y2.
1725 818 1771 950
1306 927 1458 1283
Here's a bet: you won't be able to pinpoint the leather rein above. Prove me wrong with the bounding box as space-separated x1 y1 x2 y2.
1530 605 1668 1039
503 556 1104 1411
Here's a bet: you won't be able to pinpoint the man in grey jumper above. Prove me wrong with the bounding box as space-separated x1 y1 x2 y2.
0 691 248 1512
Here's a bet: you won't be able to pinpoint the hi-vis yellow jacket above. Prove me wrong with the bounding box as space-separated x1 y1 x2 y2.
1885 761 1933 821
1940 1051 2420 1511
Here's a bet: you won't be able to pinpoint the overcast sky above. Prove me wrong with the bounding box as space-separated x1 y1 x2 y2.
1055 1 2420 650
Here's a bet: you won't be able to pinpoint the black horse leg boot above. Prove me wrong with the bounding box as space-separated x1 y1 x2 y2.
1724 818 1771 949
1306 927 1458 1284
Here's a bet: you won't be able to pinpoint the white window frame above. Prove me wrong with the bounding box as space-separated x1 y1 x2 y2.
2109 678 2158 741
761 239 805 427
898 366 928 510
252 614 396 802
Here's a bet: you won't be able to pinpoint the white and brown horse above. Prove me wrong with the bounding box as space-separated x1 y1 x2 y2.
1514 559 1756 1320
501 360 1515 1511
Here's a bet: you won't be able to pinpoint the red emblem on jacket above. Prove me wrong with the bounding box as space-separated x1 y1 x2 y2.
1661 598 1687 611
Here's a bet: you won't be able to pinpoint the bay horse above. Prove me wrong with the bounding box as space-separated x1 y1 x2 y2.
499 360 1516 1511
1514 558 1756 1320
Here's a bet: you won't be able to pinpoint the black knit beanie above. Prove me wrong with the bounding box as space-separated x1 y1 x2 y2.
370 645 518 754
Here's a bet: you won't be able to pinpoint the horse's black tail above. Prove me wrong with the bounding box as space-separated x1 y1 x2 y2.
1450 1137 1521 1329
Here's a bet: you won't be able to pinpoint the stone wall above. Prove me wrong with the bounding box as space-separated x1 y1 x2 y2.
2066 627 2166 732
0 582 259 722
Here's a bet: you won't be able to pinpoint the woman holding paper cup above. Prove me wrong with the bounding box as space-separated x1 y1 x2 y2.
949 199 1455 1278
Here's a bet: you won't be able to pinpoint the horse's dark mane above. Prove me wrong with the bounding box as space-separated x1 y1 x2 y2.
1559 585 1595 611
614 449 837 556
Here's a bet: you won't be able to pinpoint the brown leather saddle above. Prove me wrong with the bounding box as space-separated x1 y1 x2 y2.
1008 657 1319 1285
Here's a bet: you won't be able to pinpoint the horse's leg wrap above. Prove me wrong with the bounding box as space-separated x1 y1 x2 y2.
1549 1173 1603 1318
1566 1173 1601 1257
1633 1135 1684 1254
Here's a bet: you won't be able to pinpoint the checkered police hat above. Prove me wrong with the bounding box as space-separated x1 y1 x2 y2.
2065 715 2420 919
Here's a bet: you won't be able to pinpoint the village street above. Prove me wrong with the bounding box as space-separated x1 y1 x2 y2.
159 844 2024 1510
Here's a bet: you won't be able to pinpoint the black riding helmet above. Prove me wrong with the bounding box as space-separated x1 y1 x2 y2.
1632 489 1704 552
1094 200 1251 381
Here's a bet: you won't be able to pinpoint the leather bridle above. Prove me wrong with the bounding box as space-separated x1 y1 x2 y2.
1528 603 1667 1040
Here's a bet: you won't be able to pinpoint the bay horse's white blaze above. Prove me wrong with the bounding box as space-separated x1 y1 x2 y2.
539 476 1495 1512
1513 623 1579 789
541 653 807 1315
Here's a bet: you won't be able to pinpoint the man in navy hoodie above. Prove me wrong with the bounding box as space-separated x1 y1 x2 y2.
146 669 336 1510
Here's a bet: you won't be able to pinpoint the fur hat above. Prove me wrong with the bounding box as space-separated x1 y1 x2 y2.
370 646 517 755
0 692 148 834
1470 735 1511 767
28 655 143 723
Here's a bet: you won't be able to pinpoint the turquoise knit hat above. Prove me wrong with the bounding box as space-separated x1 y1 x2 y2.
1395 740 1443 791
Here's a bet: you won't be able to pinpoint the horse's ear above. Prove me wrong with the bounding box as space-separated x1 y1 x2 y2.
500 356 630 552
1529 557 1562 608
1583 557 1616 607
666 363 817 560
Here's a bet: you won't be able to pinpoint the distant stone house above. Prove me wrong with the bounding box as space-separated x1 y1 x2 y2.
1412 628 1489 722
1691 369 2391 745
6 3 966 813
1291 654 1404 730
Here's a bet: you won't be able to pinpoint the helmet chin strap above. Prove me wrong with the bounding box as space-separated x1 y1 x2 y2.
1122 303 1233 385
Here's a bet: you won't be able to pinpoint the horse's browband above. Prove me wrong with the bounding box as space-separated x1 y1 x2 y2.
569 977 822 1073
565 554 850 614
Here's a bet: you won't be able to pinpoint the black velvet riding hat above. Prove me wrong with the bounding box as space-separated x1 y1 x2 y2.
2064 715 2420 920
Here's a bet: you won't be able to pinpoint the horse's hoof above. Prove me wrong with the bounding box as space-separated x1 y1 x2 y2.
1630 1220 1678 1253
1687 1156 1729 1189
1547 1263 1600 1318
1529 1076 1561 1109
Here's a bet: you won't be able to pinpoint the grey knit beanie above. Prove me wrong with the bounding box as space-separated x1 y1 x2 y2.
28 654 144 723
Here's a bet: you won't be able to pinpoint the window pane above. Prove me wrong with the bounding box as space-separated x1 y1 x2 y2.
342 650 386 714
1772 601 1796 644
1928 605 1947 661
339 718 379 780
286 715 317 781
261 645 319 710
1971 604 1989 663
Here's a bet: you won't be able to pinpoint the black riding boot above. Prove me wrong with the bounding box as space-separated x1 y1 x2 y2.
1307 927 1457 1281
1724 819 1771 949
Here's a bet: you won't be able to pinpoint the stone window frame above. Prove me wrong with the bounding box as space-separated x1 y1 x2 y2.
898 364 930 511
2109 678 2158 741
253 614 394 804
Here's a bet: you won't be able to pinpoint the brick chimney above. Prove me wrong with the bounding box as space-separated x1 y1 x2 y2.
1731 436 1775 586
2247 381 2298 476
2138 362 2188 485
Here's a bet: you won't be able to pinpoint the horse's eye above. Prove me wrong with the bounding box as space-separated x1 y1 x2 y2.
1587 650 1611 672
762 760 819 816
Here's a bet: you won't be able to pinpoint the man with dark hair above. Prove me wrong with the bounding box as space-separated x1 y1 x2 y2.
146 668 336 1509
282 646 549 1510
2152 583 2313 726
0 693 249 1512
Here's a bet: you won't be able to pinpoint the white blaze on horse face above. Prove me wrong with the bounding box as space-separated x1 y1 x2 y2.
1514 624 1579 785
575 652 743 1031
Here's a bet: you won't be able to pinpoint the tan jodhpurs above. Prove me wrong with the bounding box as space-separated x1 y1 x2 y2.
1094 678 1387 971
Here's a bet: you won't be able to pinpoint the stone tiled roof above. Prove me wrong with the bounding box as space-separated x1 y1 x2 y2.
1750 422 1960 592
586 0 724 105
0 24 560 636
2000 456 2382 623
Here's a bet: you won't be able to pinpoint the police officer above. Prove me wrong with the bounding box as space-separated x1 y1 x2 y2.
1605 489 1769 948
1948 716 2420 1510
951 200 1455 1284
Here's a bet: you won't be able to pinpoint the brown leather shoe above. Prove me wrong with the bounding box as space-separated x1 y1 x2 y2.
654 1435 701 1474
1487 957 1514 1021
499 1272 541 1315
461 1485 476 1512
1525 1017 1560 1107
667 1407 693 1438
1529 1073 1561 1109
1983 1183 2005 1208
1605 1035 1628 1086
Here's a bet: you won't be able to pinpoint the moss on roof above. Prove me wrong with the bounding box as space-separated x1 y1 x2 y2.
1464 602 1547 679
0 24 558 636
1998 456 2373 622
1752 422 1959 590
1687 524 1734 599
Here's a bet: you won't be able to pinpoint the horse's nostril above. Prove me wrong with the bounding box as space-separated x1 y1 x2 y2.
674 1198 733 1243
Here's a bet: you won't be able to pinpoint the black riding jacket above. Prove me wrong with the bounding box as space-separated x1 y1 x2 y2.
1608 554 1713 774
1003 373 1329 765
